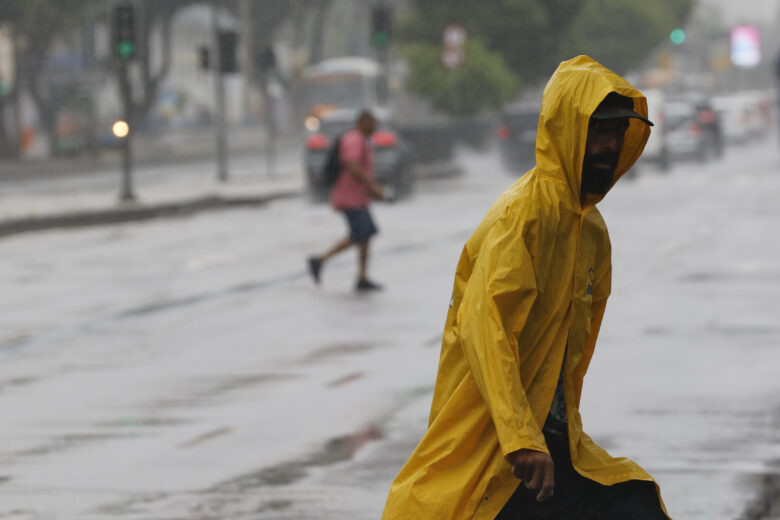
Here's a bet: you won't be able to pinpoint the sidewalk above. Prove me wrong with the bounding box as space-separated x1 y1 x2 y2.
0 151 305 239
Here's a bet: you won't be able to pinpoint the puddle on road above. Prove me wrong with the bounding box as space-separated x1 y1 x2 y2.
708 324 779 337
327 371 364 387
643 326 672 336
256 499 294 513
179 427 233 449
148 373 291 409
306 342 375 361
0 375 37 393
12 432 136 461
215 423 384 493
0 334 32 353
425 334 443 347
118 294 213 318
678 270 780 284
644 324 779 338
98 416 188 429
316 424 383 466
738 468 780 520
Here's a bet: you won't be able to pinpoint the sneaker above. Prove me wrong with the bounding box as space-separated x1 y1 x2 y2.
355 278 383 291
307 256 322 284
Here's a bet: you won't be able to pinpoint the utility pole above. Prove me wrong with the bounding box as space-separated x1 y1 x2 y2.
117 63 135 201
240 0 255 123
260 61 276 178
371 3 392 105
113 1 138 202
211 6 229 183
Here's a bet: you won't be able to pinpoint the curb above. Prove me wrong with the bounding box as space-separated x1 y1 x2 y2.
0 190 301 240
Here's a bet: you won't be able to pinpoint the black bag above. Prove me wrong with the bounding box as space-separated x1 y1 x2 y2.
321 134 343 188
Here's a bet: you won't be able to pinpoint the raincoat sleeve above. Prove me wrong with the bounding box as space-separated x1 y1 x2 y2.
457 215 548 456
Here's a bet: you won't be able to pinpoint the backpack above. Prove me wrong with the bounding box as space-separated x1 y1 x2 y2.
321 134 343 188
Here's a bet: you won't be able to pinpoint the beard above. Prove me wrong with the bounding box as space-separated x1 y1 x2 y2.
581 152 617 195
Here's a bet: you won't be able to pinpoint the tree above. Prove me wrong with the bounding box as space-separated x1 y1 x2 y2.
561 0 695 75
399 0 584 86
396 0 694 114
403 40 519 115
0 0 101 157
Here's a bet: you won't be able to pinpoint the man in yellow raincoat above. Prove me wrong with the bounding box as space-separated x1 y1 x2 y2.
382 56 670 519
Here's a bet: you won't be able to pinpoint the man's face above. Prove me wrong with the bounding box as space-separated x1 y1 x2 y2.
358 115 377 136
581 117 628 196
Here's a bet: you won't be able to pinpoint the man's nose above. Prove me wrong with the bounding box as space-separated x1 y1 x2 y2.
597 132 619 152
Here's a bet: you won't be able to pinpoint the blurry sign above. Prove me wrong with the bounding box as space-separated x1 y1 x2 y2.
442 24 466 69
443 25 466 48
731 25 761 69
442 48 464 69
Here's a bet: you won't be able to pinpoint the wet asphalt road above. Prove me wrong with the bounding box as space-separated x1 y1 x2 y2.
2 142 780 519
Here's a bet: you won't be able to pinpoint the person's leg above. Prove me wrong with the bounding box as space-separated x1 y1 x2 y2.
495 433 599 520
321 237 354 261
307 237 354 284
596 480 666 520
358 241 369 281
307 209 359 284
351 208 380 290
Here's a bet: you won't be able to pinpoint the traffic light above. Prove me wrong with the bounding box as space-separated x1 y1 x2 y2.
218 30 239 73
670 28 686 45
371 6 391 47
257 47 277 71
112 3 136 61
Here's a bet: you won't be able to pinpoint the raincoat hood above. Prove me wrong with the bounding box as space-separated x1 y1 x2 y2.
536 55 651 207
382 56 667 520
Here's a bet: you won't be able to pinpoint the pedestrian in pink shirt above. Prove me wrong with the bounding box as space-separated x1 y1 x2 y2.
307 111 385 291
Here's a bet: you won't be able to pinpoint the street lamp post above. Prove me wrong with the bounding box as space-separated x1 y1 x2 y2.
211 6 229 183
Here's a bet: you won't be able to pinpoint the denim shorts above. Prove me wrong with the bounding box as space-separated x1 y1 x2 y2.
341 208 378 243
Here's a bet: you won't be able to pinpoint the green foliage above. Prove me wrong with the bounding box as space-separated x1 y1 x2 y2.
397 0 694 113
0 0 98 37
402 40 519 115
557 0 695 74
399 0 583 84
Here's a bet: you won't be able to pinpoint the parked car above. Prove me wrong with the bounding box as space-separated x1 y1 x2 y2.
664 100 709 161
693 99 724 159
496 102 539 174
639 88 670 170
304 109 413 201
711 92 771 145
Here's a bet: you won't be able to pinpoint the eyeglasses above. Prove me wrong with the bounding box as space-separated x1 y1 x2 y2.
589 118 629 135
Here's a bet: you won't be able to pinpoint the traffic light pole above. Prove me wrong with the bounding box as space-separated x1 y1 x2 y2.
211 6 229 183
112 1 137 202
260 69 277 178
118 61 136 202
371 4 391 105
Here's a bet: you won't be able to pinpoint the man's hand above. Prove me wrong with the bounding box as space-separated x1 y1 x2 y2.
369 182 385 200
506 449 555 502
345 160 385 200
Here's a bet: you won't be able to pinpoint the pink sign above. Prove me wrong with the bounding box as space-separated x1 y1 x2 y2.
731 25 761 68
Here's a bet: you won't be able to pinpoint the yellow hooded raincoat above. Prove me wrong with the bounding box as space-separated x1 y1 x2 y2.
382 56 669 519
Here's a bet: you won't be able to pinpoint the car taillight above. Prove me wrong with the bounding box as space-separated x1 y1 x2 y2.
307 134 329 149
497 126 511 140
372 131 397 147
